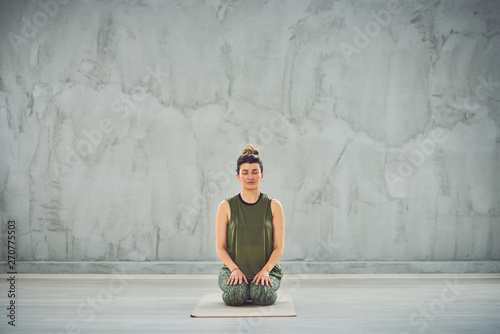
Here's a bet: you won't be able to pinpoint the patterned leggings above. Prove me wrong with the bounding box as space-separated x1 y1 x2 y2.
218 267 281 306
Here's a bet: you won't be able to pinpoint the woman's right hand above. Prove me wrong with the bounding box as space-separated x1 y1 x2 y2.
227 268 248 285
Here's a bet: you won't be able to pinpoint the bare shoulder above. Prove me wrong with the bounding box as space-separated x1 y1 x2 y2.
271 198 283 212
218 199 229 210
271 198 283 208
217 199 230 221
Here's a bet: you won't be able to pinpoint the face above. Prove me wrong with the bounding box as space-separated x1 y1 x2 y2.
237 163 263 190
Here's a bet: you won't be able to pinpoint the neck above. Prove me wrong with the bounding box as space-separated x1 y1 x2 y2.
240 189 261 204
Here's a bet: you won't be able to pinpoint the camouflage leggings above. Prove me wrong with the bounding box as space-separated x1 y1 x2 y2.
218 267 281 306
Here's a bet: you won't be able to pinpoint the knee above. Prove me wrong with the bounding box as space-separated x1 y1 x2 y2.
218 268 232 290
249 284 277 306
218 268 250 306
221 283 250 306
249 277 280 306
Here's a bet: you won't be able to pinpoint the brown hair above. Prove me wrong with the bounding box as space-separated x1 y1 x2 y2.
236 144 263 174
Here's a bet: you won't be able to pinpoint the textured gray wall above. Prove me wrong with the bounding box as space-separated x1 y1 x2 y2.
0 0 499 272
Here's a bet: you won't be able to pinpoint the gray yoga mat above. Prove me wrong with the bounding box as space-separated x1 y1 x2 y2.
190 292 297 318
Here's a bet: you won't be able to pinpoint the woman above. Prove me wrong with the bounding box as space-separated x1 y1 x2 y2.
215 144 285 306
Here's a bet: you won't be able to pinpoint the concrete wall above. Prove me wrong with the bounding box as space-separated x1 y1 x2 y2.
1 0 499 273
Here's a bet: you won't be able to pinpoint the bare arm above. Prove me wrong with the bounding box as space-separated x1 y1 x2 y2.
215 200 248 285
252 199 285 286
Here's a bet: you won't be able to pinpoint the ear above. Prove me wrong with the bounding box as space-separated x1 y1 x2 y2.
236 173 241 182
260 172 264 180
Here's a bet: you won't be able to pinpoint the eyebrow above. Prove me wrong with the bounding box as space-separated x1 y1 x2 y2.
240 169 259 172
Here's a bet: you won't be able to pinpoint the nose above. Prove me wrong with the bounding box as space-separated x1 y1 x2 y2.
248 174 254 180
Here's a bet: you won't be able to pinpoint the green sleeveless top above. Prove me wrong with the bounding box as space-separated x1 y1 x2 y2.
223 193 283 280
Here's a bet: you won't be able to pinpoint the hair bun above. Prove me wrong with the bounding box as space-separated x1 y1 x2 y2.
239 144 261 157
236 144 264 174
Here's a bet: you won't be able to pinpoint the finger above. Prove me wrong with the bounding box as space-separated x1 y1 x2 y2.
243 275 248 284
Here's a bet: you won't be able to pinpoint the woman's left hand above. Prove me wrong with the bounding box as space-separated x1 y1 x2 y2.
251 269 273 287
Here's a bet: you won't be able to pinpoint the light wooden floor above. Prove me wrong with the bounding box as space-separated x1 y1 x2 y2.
0 274 499 334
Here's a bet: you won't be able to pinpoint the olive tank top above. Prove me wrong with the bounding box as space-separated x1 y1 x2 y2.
223 193 282 280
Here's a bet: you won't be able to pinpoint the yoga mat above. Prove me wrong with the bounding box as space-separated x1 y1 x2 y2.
190 292 296 318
